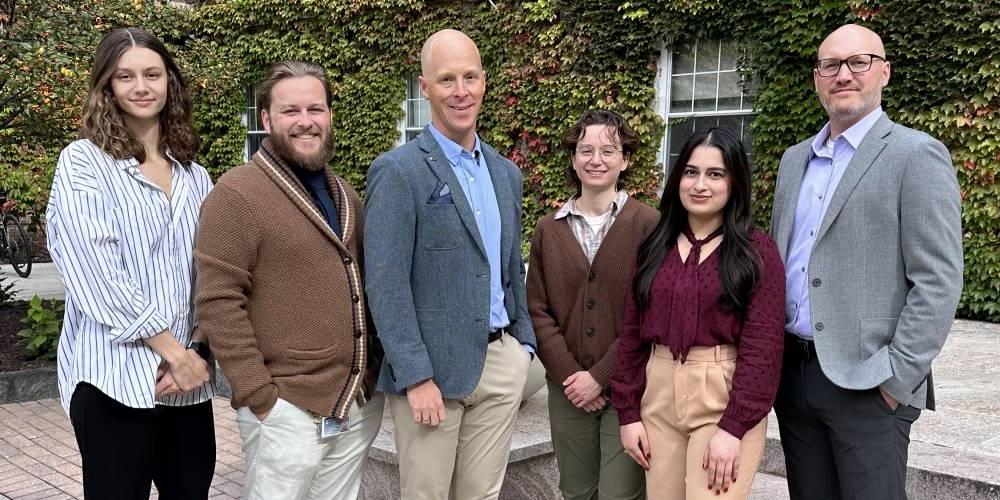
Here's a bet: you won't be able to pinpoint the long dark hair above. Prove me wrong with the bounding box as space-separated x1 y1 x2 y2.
632 127 761 312
80 28 198 165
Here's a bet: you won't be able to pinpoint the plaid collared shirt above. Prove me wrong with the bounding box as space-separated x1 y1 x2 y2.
553 190 629 263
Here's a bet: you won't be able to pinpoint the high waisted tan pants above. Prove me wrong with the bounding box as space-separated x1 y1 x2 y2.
640 344 767 500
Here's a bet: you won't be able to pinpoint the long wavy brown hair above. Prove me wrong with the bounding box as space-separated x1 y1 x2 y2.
80 28 198 165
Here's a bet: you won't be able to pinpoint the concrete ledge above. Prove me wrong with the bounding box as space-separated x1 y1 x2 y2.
0 366 58 404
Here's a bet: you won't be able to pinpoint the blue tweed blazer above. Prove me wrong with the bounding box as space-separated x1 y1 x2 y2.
364 128 536 398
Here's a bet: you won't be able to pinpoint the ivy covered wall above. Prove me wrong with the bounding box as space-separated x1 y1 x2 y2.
1 0 997 320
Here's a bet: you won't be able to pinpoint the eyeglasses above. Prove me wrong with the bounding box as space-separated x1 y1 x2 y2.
815 54 886 77
575 146 621 160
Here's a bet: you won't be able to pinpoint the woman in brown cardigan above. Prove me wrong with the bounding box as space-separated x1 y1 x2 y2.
527 109 658 499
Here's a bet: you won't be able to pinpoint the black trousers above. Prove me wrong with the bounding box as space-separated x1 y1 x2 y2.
774 339 920 500
69 383 216 500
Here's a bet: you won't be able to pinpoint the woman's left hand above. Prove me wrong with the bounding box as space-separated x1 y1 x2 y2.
703 428 741 495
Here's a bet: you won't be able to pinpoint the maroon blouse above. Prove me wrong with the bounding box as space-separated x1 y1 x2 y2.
611 229 786 439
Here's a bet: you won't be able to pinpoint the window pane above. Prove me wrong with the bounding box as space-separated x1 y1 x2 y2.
672 43 695 74
695 40 720 73
407 99 422 128
670 75 693 112
719 40 739 71
742 115 755 157
717 114 741 134
693 73 718 112
406 129 421 142
717 71 742 111
742 79 758 111
248 133 265 159
669 120 693 156
693 116 719 133
418 100 431 127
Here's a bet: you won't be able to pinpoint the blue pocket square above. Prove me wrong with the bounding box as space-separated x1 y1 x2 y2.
428 183 454 204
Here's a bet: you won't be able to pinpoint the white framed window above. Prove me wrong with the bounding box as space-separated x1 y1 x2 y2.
244 86 267 161
398 75 431 144
654 39 756 172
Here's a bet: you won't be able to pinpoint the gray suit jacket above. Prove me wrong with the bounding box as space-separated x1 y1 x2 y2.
364 129 536 398
771 114 963 410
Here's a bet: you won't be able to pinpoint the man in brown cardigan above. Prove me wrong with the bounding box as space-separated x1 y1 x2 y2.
195 61 382 499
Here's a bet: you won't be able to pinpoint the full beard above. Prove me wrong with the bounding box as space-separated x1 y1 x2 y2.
269 130 333 172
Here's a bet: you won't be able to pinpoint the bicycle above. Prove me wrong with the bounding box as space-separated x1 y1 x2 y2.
0 195 32 278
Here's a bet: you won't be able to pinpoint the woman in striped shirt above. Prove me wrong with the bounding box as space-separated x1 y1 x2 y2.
46 28 215 499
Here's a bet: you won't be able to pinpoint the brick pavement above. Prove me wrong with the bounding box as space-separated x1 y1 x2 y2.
0 398 244 500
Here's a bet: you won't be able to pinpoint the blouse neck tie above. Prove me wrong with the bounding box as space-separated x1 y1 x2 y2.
668 225 724 362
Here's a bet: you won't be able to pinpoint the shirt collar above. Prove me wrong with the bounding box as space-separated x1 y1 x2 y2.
811 106 883 156
555 190 628 220
427 123 483 166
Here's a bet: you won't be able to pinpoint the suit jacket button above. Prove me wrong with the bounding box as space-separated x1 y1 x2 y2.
815 322 824 331
587 271 596 281
586 326 596 337
812 278 822 287
352 294 361 303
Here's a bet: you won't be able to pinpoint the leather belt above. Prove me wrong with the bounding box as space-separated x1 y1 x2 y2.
786 333 818 361
488 328 508 343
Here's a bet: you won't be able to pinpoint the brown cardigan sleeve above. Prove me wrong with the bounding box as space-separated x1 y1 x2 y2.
527 216 585 385
195 183 277 417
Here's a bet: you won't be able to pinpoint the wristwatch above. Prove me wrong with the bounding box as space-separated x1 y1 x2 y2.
186 340 212 362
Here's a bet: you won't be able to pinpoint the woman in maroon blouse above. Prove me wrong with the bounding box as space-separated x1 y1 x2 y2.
611 127 785 499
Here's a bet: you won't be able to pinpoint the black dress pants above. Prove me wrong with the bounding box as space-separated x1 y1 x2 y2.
69 383 216 500
774 338 920 500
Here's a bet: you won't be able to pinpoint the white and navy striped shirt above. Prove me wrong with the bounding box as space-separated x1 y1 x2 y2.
47 139 216 414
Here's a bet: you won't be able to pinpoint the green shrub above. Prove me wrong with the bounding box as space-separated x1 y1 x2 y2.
18 295 63 360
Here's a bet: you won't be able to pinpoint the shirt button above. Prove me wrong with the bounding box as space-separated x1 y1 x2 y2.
587 271 596 281
470 177 475 182
809 230 814 236
586 326 596 337
587 299 596 310
812 278 822 287
818 195 823 200
800 267 806 273
815 322 824 331
352 294 361 303
476 210 482 216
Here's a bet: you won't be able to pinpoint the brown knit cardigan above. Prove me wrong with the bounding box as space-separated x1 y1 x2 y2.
195 140 378 419
527 197 659 388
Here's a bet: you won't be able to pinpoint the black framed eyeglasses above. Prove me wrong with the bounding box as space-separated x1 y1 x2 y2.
815 54 886 77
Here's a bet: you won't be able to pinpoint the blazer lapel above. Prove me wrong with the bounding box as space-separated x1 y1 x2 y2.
418 132 487 257
776 143 811 259
483 146 514 276
254 146 350 255
814 114 893 244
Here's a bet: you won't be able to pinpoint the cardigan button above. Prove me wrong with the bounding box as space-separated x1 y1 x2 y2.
812 278 822 287
582 355 595 367
586 326 596 337
587 271 596 281
586 299 595 310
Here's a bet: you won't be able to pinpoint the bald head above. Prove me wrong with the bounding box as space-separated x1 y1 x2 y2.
818 24 885 59
420 29 482 77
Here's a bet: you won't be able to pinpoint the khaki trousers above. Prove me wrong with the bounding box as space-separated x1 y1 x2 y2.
641 344 767 500
236 393 385 500
390 332 531 500
548 380 645 500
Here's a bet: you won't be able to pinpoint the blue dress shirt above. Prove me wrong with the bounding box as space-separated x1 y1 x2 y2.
785 107 884 338
427 125 511 332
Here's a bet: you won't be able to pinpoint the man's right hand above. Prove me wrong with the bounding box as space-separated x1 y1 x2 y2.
407 379 447 426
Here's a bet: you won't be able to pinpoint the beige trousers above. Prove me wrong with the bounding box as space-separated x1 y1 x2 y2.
641 344 767 500
390 332 531 500
236 393 385 500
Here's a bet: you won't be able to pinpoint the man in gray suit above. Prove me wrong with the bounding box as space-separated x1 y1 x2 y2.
770 24 963 500
364 29 536 499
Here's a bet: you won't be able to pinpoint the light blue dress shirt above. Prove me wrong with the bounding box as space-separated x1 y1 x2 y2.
427 124 512 332
785 107 884 338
